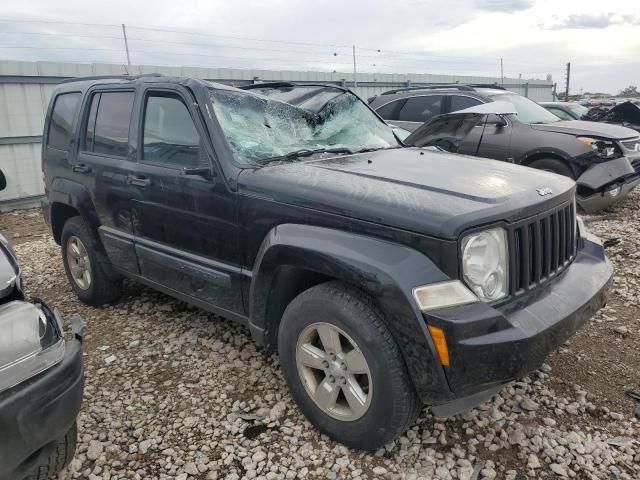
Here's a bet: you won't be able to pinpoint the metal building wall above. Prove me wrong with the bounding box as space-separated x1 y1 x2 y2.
0 60 554 204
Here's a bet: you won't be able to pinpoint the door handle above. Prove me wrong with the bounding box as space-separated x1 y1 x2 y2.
126 175 152 187
72 163 91 174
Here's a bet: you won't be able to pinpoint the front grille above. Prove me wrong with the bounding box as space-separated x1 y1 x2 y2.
509 201 576 295
632 159 640 175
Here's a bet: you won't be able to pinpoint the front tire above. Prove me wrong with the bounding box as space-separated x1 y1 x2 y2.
61 216 122 306
528 158 575 179
278 281 421 450
25 422 77 480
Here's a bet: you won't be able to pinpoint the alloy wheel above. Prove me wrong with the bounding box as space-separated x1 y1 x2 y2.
66 236 92 290
296 322 372 421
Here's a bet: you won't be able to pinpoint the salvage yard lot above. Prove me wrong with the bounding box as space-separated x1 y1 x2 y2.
2 191 639 480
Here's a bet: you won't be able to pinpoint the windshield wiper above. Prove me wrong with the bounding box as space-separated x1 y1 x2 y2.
258 147 355 164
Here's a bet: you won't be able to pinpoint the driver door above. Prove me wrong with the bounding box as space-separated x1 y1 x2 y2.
129 85 245 316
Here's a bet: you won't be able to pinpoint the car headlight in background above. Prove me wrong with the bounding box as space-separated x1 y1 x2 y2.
577 137 621 159
0 301 65 394
461 227 509 302
576 215 587 238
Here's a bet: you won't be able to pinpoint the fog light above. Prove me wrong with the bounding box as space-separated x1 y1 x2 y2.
605 184 621 198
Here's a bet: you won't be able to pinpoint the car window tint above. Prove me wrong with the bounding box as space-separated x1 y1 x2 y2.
92 92 134 157
142 93 203 168
375 99 406 121
450 95 482 113
47 92 81 150
547 107 572 121
398 96 444 122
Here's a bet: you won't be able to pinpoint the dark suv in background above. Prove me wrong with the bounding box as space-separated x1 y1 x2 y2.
42 76 612 450
370 85 640 212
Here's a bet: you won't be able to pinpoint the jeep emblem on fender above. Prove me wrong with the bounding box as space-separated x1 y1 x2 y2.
537 187 553 196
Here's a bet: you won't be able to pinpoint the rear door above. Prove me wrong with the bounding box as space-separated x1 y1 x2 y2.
394 95 445 131
75 88 139 274
129 84 244 316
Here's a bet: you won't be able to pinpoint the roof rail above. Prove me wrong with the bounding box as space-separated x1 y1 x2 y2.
468 83 507 90
240 81 349 92
380 84 476 95
59 73 165 84
240 82 297 90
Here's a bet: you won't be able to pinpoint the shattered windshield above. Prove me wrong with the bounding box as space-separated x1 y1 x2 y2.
209 89 400 164
490 93 561 124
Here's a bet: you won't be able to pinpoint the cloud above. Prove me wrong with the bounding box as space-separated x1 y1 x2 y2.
546 12 640 30
474 0 534 12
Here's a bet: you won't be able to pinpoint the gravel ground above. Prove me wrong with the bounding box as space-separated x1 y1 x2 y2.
2 190 639 480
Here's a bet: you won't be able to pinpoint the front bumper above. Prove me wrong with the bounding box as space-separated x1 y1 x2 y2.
0 313 84 480
424 234 612 414
577 155 640 212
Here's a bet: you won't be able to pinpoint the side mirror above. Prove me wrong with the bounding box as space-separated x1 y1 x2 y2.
0 169 6 192
494 115 508 128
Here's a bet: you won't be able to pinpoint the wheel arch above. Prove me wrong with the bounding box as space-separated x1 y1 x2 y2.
49 178 101 245
519 150 577 178
248 223 453 402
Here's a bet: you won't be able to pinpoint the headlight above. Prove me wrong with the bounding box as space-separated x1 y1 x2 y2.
461 227 508 302
0 301 65 394
577 137 620 159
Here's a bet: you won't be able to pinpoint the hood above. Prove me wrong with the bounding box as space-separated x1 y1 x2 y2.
530 120 638 140
238 148 575 239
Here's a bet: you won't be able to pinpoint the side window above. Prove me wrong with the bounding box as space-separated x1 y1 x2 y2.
142 93 203 168
450 95 482 113
398 95 444 123
47 92 81 150
547 108 572 121
375 99 406 121
83 91 134 157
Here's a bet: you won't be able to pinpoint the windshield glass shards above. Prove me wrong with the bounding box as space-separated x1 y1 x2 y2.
209 89 400 164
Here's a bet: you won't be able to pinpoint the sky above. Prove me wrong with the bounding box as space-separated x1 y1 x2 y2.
0 0 638 94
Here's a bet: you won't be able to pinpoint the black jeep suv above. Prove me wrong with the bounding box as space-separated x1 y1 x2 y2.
42 76 612 450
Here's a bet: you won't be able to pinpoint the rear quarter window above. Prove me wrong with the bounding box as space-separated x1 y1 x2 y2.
47 92 81 150
375 99 406 121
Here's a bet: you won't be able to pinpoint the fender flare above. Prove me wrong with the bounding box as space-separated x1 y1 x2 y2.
49 178 101 234
249 223 453 401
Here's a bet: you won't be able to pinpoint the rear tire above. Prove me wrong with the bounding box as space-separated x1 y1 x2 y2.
61 216 122 306
528 158 574 179
25 422 77 480
278 281 421 450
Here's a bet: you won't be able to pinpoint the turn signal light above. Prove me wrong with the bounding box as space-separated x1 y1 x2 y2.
427 325 450 366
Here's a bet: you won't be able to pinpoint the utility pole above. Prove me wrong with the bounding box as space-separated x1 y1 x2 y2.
352 45 357 89
500 58 504 85
122 24 131 66
564 62 571 100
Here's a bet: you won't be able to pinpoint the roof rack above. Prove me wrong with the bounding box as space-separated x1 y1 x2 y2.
468 83 506 90
59 73 165 84
240 81 349 92
380 84 475 95
380 83 507 95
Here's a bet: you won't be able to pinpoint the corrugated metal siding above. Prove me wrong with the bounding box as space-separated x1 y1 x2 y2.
0 60 554 203
0 143 43 201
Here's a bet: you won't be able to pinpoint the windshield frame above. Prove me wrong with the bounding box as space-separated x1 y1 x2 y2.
489 93 562 125
207 85 401 166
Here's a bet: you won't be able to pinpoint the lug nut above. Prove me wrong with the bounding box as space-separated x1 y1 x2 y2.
340 362 347 370
340 377 347 385
322 360 329 368
330 353 336 361
329 375 335 383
